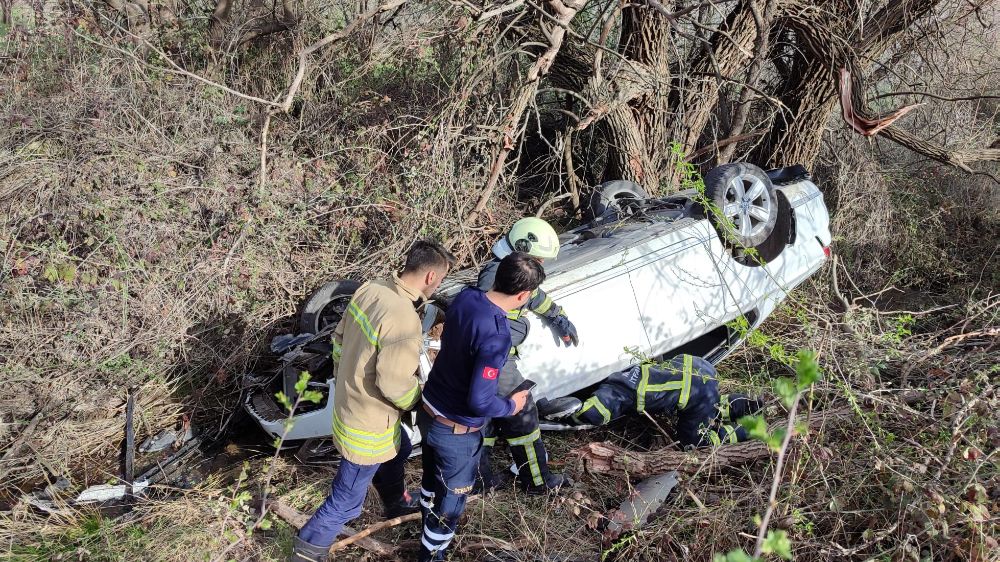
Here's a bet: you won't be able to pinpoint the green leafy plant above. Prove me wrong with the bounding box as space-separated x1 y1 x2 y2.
670 142 762 263
216 372 323 557
883 313 915 344
724 350 823 560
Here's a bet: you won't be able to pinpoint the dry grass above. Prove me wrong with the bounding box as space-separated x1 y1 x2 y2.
1 1 998 561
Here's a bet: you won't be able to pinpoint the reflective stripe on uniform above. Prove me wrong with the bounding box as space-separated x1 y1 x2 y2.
718 394 731 421
636 364 651 413
532 296 554 315
507 288 542 321
422 527 454 542
389 382 420 410
507 428 543 486
482 436 497 447
347 301 380 348
507 428 541 446
576 396 612 424
677 354 693 410
707 429 722 446
721 424 739 443
638 363 687 412
421 534 453 553
331 340 342 362
419 487 435 509
332 410 399 458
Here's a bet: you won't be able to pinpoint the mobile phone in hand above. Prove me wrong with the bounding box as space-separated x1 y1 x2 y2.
507 379 537 397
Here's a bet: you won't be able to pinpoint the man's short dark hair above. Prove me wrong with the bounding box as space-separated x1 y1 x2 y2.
493 252 546 295
402 239 455 274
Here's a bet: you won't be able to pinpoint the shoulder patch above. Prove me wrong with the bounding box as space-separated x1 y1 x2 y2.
482 366 498 380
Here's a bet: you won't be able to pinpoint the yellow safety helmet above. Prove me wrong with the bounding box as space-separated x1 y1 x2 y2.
506 217 560 260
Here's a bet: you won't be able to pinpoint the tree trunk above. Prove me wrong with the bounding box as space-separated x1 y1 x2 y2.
668 0 765 158
752 58 836 167
602 105 654 185
751 0 944 168
599 3 674 189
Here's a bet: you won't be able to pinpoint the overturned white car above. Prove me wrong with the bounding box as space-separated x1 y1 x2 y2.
244 163 831 450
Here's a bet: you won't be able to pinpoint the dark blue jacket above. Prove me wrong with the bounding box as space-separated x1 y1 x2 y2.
422 288 516 427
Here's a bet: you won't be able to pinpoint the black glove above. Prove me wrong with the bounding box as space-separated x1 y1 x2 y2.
550 313 579 347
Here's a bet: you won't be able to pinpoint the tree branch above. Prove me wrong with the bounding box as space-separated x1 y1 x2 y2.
877 125 1000 175
281 0 407 112
453 0 585 236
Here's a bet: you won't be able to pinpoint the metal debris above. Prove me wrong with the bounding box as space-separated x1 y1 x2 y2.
605 470 679 535
138 426 193 453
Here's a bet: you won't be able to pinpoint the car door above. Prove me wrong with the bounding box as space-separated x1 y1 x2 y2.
513 236 650 400
626 219 739 360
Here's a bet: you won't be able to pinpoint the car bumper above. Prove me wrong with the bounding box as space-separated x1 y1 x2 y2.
244 386 337 441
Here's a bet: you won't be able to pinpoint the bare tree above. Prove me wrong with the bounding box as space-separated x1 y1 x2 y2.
1 0 13 26
476 0 998 206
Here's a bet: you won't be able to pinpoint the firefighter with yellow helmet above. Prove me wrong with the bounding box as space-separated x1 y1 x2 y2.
475 217 580 494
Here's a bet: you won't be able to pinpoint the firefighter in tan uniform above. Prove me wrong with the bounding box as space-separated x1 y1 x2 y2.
292 241 453 562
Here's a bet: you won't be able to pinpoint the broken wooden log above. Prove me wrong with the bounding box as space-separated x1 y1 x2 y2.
330 512 420 551
267 498 398 557
572 407 853 477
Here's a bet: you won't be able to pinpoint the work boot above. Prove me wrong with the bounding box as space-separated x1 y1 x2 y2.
510 438 572 495
290 535 328 562
523 472 573 496
473 468 513 495
724 394 765 421
383 489 420 519
537 397 583 420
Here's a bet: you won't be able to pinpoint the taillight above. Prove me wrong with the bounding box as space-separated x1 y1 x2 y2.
816 236 831 258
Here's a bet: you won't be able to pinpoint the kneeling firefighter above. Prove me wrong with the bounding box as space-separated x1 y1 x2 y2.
570 354 763 446
476 217 580 494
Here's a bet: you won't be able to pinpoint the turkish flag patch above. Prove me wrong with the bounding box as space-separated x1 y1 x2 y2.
482 366 499 380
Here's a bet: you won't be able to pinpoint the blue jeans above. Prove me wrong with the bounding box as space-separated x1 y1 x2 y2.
416 408 483 562
298 430 412 547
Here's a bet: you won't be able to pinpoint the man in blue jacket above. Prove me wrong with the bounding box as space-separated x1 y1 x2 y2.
416 252 545 562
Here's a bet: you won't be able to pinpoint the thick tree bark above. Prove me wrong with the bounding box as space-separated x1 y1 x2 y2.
751 0 945 168
669 0 765 159
601 3 673 187
523 0 965 193
602 105 655 184
752 58 836 167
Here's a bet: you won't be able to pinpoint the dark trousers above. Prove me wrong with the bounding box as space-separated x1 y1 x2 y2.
575 383 752 447
416 408 483 562
298 431 411 547
479 360 551 487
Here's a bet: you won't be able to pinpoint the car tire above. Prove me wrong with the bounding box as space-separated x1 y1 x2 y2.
735 190 793 267
588 180 649 219
298 280 361 334
703 162 778 248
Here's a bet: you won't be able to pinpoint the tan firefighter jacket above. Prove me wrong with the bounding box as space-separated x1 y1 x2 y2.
330 274 423 464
